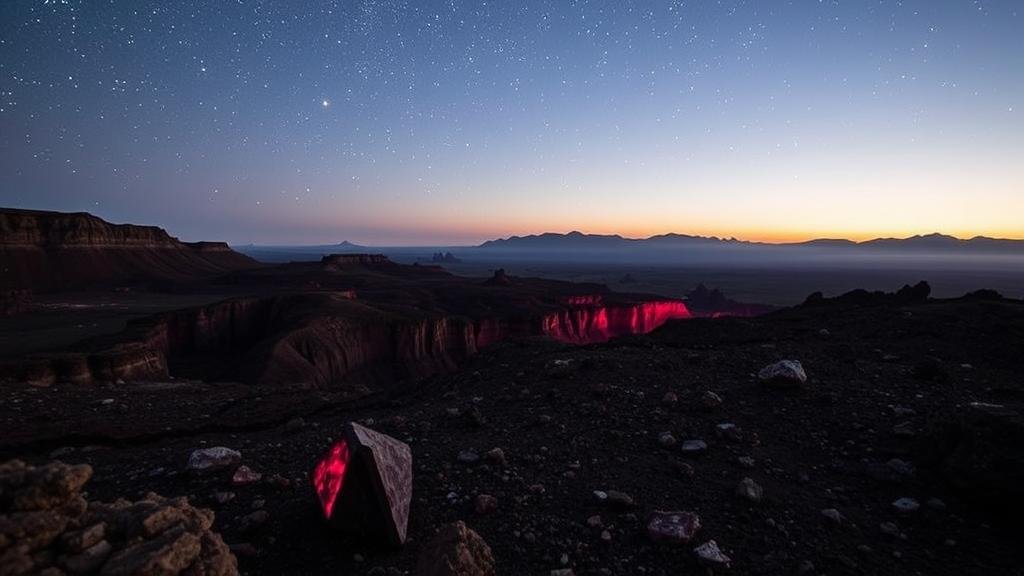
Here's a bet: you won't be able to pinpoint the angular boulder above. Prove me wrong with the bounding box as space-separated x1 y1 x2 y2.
415 521 496 576
312 422 413 546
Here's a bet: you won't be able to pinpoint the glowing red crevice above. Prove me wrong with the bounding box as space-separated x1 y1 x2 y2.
543 300 691 344
313 439 350 518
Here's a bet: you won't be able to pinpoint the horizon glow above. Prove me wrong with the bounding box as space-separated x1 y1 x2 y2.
1 1 1021 245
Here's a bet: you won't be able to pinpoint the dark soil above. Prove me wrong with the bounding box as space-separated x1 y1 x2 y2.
2 297 1023 575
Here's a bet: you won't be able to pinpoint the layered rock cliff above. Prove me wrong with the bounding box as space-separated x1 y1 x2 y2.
2 293 690 390
0 208 259 291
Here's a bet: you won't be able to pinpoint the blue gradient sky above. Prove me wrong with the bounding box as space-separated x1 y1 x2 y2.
1 1 1021 245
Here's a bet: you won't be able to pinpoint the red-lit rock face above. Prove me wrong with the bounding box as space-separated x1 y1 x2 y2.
542 300 691 344
310 423 413 546
313 439 350 518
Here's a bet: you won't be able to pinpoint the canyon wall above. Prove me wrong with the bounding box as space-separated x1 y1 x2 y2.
541 300 692 344
2 294 690 390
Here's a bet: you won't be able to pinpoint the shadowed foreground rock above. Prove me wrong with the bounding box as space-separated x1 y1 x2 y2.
921 402 1024 531
415 521 495 576
0 459 237 576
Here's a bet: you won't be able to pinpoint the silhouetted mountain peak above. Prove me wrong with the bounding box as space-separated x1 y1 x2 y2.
477 230 1024 255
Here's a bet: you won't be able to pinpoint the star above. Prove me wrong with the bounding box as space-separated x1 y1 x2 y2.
321 99 330 108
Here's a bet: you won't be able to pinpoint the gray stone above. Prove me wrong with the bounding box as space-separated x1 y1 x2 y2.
680 440 708 456
187 447 242 472
892 497 920 513
735 478 763 503
758 360 807 387
694 540 731 568
647 511 701 545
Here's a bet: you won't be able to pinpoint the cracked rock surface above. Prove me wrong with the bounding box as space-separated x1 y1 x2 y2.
0 460 237 576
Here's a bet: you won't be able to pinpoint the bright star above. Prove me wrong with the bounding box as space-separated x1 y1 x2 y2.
321 99 330 108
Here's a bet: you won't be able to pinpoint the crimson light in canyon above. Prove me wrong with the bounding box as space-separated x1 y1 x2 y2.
543 299 692 344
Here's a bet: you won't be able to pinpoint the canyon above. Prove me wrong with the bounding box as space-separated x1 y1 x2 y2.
0 209 693 394
0 267 692 392
0 209 1021 576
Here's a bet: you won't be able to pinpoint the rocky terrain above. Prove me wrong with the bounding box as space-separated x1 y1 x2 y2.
1 210 1021 575
0 255 692 392
0 459 237 575
1 288 1022 575
0 209 259 292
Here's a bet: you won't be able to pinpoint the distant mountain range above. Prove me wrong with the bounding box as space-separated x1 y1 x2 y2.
478 231 1024 253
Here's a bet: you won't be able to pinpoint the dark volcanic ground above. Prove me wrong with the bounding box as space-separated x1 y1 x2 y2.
2 296 1023 575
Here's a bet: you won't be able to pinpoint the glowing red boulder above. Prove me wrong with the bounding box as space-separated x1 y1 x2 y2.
312 422 413 546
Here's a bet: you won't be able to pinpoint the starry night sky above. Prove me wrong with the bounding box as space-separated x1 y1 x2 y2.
1 1 1021 245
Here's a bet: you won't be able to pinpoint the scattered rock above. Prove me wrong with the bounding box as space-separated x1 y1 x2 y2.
187 447 242 473
605 490 634 509
758 360 807 388
892 497 920 513
483 447 507 467
879 521 901 537
694 539 732 568
701 390 723 409
0 459 238 576
239 510 270 532
886 458 915 479
474 494 498 515
212 492 235 505
416 521 496 576
821 508 844 524
680 440 708 456
715 423 743 443
657 431 677 448
674 461 696 477
646 511 701 545
735 477 763 503
893 422 916 438
662 391 679 405
231 465 262 486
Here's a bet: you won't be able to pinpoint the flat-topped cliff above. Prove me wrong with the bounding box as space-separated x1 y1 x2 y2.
0 208 259 291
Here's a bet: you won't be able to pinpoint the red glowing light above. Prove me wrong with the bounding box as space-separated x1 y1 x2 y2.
543 300 691 344
313 439 350 518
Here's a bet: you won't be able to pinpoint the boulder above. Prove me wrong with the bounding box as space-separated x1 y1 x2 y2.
416 521 496 576
758 360 807 388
